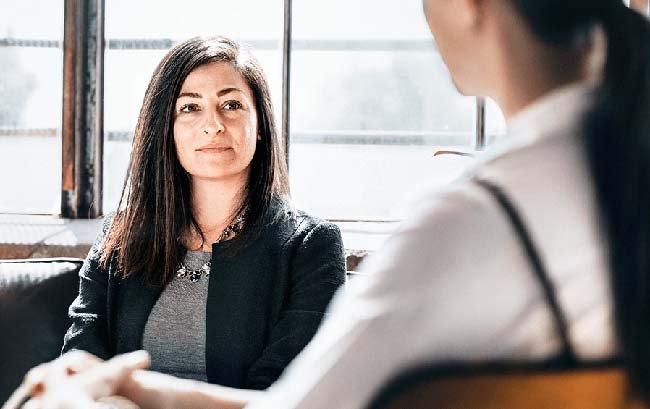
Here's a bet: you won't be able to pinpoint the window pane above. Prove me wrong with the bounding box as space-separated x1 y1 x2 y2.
289 0 476 220
103 0 284 212
0 1 63 214
0 1 62 39
486 98 507 146
105 0 283 39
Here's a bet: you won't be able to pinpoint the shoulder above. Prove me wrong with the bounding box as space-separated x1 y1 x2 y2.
358 179 514 293
294 210 340 237
101 211 117 233
353 179 530 321
264 199 342 249
394 179 500 243
86 211 117 258
83 211 122 272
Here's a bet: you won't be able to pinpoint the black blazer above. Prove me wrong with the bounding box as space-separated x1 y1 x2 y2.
62 200 346 389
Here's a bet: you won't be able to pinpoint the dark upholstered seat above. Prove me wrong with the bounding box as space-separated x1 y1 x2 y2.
0 258 82 403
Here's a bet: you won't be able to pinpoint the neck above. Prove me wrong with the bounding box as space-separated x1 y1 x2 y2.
191 172 248 236
487 3 591 120
495 53 587 121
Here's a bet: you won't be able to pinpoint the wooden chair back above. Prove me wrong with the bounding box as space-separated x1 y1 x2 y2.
369 366 647 409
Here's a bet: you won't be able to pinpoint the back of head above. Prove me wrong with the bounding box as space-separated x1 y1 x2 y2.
510 0 650 401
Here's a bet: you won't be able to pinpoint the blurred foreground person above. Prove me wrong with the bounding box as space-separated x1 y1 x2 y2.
6 0 650 408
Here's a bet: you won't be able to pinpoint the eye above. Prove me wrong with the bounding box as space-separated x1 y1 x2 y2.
222 100 242 111
179 103 200 113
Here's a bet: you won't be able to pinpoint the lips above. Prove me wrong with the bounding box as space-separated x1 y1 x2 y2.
198 147 231 153
196 143 232 153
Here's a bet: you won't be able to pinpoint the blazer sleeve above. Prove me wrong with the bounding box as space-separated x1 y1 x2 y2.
61 215 114 359
245 221 347 389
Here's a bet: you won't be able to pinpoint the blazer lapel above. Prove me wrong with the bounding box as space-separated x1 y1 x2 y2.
113 275 162 353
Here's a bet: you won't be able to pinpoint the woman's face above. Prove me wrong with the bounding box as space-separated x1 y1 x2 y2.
173 61 259 183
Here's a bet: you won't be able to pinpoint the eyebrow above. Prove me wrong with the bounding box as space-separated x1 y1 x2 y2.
217 87 243 97
177 92 201 99
176 87 244 100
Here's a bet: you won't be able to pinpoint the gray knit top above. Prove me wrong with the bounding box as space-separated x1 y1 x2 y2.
141 250 212 382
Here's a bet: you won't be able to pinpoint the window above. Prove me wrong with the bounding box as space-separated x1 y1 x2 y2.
0 1 63 214
289 0 477 221
1 0 508 223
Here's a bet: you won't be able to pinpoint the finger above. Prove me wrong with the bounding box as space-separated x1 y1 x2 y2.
97 396 142 409
1 383 31 409
24 351 100 383
50 350 103 375
11 352 147 409
23 351 103 395
108 350 150 370
21 388 99 409
60 351 103 376
77 351 151 401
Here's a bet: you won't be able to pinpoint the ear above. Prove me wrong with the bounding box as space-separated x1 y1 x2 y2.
257 134 262 141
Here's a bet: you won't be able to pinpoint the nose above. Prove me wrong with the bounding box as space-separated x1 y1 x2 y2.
203 110 225 136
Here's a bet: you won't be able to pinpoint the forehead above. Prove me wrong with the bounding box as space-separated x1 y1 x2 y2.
179 61 253 96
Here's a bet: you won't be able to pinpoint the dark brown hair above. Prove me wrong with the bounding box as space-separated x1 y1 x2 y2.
101 36 289 286
511 0 650 401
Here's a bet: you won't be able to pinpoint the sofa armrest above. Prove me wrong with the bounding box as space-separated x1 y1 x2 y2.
0 258 83 403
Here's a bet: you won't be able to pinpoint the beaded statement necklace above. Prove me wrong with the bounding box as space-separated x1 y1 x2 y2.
176 214 246 282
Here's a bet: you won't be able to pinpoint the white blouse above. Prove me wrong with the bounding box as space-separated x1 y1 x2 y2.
248 83 615 409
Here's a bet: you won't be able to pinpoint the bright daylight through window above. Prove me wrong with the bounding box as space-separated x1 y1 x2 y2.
0 0 506 221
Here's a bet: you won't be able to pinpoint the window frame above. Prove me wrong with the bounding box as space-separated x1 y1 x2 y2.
9 0 646 220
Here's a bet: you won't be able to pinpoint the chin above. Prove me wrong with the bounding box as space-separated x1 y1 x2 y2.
191 167 250 182
447 70 481 97
450 77 471 96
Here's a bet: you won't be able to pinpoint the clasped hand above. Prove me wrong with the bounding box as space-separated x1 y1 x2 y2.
2 350 150 409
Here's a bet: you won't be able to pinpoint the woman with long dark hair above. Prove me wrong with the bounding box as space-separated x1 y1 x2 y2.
7 1 650 408
55 35 345 389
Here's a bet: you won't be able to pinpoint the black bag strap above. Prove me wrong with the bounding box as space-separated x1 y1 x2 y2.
475 178 578 366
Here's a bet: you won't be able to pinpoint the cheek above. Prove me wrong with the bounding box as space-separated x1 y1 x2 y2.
423 0 447 38
429 18 455 60
428 24 470 89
